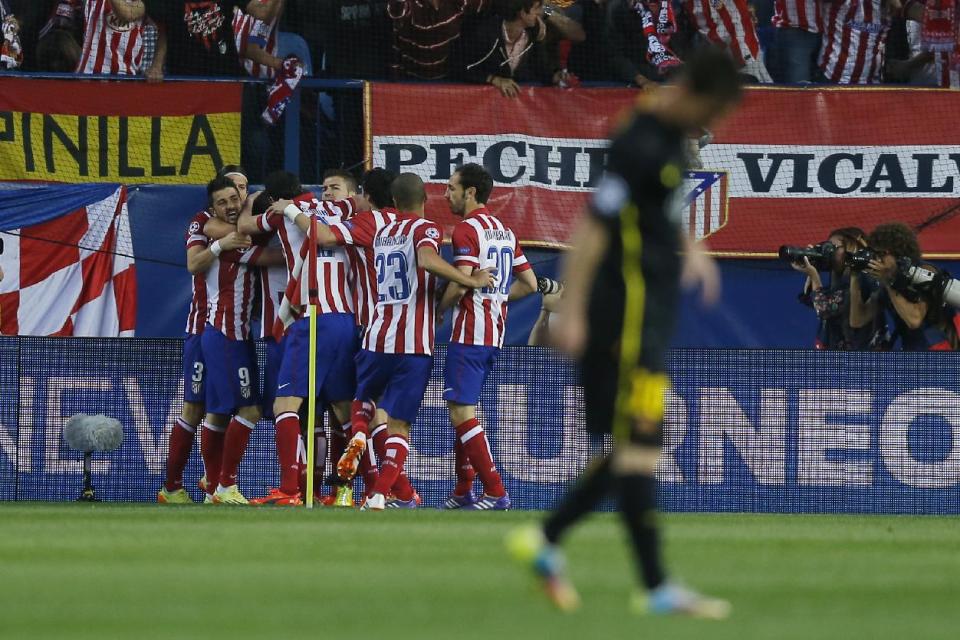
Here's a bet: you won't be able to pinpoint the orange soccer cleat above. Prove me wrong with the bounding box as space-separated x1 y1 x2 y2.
336 433 367 481
249 488 303 506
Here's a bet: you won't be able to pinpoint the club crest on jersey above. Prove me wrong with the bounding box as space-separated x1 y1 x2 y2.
189 221 200 234
425 227 440 240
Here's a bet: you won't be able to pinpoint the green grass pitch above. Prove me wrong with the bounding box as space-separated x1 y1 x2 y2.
1 504 958 640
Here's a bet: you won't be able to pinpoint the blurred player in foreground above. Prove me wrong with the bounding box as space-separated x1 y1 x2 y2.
508 47 741 617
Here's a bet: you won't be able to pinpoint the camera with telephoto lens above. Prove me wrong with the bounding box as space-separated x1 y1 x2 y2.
778 241 836 271
844 248 878 272
895 257 960 309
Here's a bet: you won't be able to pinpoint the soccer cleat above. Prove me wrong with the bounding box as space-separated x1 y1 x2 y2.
359 492 385 511
250 488 303 506
336 433 367 481
203 493 215 504
634 583 732 620
332 485 354 508
213 484 249 505
157 487 194 504
320 492 337 507
385 495 418 509
441 492 476 509
463 493 511 511
198 475 213 497
505 525 581 612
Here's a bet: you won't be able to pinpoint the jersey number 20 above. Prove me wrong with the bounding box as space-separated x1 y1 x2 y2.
485 246 513 295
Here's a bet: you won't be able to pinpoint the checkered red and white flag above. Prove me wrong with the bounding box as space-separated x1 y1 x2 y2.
0 184 136 336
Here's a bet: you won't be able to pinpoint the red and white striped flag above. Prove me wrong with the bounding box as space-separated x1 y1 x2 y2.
0 185 136 336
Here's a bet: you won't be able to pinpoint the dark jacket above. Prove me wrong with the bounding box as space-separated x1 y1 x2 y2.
460 14 557 84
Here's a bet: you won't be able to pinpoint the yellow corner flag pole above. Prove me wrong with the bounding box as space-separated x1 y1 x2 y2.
305 214 319 509
305 301 318 509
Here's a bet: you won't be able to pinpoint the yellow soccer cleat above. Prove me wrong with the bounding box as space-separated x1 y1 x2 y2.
332 485 354 508
505 525 581 613
213 484 249 505
157 488 194 504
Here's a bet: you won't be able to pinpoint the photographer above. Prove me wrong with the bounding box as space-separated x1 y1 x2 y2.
790 227 878 350
849 223 956 351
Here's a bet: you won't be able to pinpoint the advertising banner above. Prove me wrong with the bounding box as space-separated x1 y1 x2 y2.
2 338 957 513
0 78 241 184
367 84 960 256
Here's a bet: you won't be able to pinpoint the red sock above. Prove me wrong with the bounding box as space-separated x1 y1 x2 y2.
219 415 255 488
453 437 475 496
360 444 379 497
200 422 225 495
350 400 375 438
392 471 415 501
298 430 328 496
374 434 409 496
371 423 388 462
275 412 301 495
456 418 504 497
164 418 196 491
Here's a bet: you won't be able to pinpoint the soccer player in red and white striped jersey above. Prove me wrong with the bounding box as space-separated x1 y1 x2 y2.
76 0 156 76
772 0 822 32
157 208 213 504
189 176 282 504
238 171 359 505
321 168 400 506
437 163 538 510
683 0 773 82
315 173 495 510
818 0 891 84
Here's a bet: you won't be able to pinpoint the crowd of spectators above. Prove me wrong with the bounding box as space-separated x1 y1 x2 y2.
0 0 957 89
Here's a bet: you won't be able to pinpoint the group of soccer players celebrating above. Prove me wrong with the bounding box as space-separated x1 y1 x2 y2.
158 161 537 511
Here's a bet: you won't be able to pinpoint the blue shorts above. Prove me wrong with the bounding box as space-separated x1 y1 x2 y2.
276 313 357 404
261 336 285 419
201 325 261 415
443 343 499 406
182 333 206 404
355 349 433 424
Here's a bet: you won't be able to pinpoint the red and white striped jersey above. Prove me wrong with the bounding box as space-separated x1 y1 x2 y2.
255 192 354 319
450 209 530 349
343 207 399 328
205 242 263 341
683 0 762 67
232 3 280 79
818 0 889 85
772 0 823 33
76 0 152 75
329 213 443 355
258 236 288 339
184 210 212 335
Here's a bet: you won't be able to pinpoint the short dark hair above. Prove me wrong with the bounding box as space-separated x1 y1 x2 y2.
391 173 427 211
455 163 494 204
264 170 303 200
499 0 540 19
251 191 273 217
218 164 248 179
678 46 743 105
828 227 867 250
362 168 397 209
323 168 358 191
869 223 921 261
207 175 239 206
